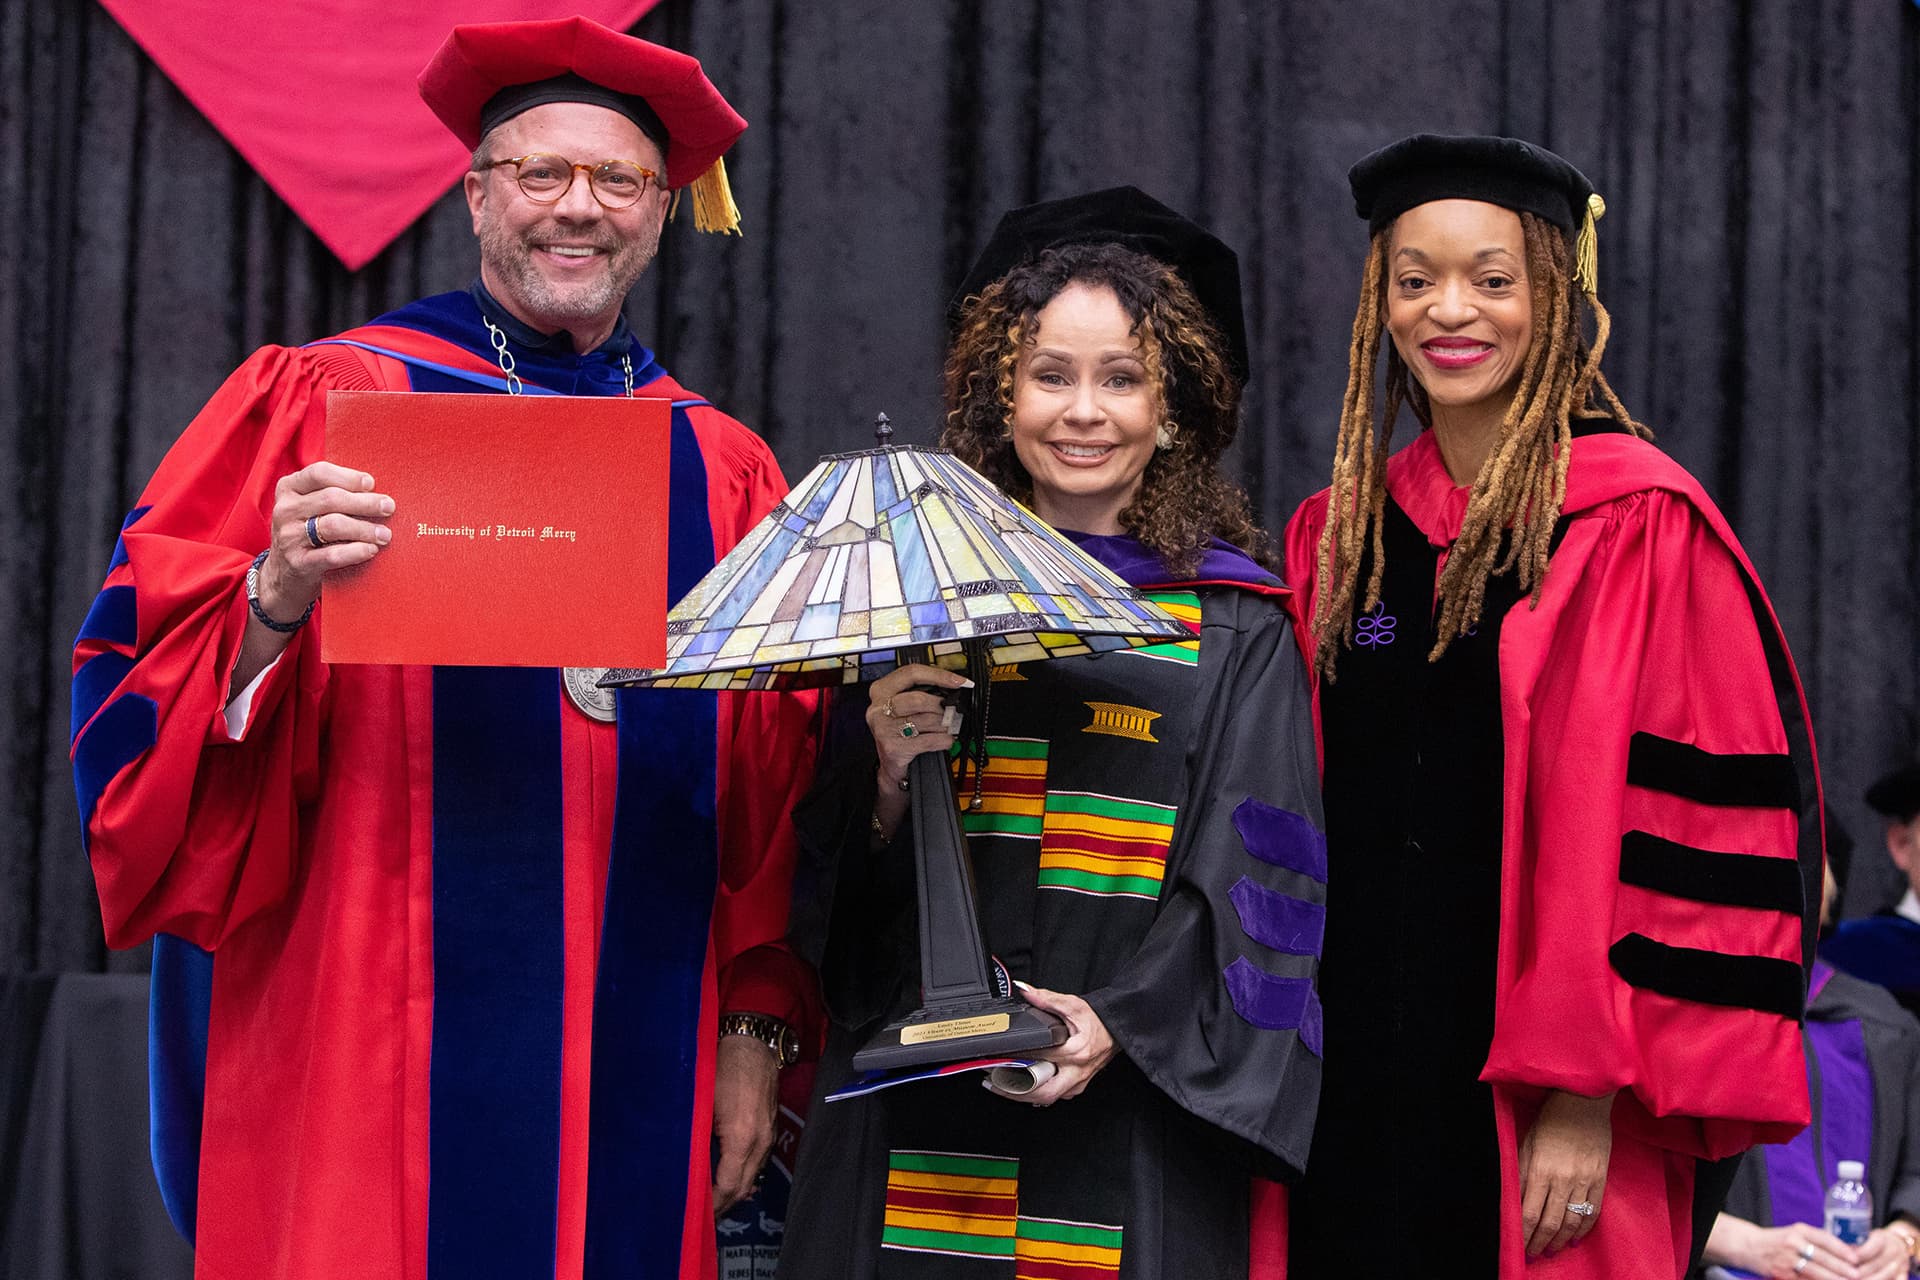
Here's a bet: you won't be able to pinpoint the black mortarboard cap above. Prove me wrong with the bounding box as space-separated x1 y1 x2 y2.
1866 762 1920 822
950 186 1250 385
1349 133 1597 236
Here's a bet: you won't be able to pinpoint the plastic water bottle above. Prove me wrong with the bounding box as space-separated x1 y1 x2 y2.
1824 1160 1872 1246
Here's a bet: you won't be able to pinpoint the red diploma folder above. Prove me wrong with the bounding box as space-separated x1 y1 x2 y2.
321 391 671 668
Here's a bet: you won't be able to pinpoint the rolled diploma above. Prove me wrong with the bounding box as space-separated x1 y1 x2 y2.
985 1061 1057 1095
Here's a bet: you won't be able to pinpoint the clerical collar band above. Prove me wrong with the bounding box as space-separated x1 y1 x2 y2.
479 74 670 153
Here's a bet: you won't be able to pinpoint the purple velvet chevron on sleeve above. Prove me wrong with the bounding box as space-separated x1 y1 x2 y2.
1232 797 1327 883
1222 956 1323 1055
1228 876 1325 957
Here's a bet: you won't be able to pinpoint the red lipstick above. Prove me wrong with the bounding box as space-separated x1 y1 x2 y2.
1421 336 1493 370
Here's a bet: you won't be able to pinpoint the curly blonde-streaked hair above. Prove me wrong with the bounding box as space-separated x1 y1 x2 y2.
1308 210 1648 679
940 241 1274 579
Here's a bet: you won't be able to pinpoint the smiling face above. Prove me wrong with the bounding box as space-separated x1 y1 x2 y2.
1384 199 1534 429
464 101 671 352
1007 281 1161 536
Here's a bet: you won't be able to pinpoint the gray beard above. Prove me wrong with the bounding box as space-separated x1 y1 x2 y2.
477 214 659 332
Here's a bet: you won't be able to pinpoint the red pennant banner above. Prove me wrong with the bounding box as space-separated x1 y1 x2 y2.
97 0 661 271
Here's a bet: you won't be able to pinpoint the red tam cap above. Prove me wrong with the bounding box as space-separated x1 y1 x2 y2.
418 17 746 232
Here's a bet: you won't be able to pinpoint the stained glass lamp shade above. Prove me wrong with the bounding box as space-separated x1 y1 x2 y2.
601 432 1190 692
603 421 1193 1074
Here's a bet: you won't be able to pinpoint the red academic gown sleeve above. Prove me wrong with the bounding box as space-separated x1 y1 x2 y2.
1483 482 1814 1278
683 403 826 1048
72 342 398 949
1487 485 1809 1139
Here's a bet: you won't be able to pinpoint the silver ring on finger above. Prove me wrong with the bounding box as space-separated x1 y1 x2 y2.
1565 1201 1596 1218
305 515 327 549
1793 1256 1809 1274
1798 1242 1815 1261
900 722 919 739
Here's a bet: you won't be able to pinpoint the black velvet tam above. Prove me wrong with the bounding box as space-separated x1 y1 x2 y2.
1348 133 1596 236
951 185 1250 384
479 74 669 153
1867 761 1920 822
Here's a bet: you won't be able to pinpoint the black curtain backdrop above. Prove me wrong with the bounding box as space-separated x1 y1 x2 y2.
5 0 1918 974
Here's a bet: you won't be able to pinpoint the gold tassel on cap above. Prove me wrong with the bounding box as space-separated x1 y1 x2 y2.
1575 191 1605 295
682 157 742 235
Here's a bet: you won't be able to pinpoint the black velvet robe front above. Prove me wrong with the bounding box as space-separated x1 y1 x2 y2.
781 555 1322 1280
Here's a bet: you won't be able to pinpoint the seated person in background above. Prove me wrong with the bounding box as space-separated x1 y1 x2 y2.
1824 762 1920 1020
1700 855 1920 1280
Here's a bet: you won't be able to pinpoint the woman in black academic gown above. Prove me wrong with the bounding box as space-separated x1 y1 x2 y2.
1283 135 1825 1280
779 188 1322 1279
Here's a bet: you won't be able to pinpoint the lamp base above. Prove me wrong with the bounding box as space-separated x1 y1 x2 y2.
851 995 1067 1073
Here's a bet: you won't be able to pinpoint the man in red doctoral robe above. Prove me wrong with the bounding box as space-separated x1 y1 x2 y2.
68 18 819 1280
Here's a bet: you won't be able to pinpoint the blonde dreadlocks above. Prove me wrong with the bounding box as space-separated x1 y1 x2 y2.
1308 210 1648 680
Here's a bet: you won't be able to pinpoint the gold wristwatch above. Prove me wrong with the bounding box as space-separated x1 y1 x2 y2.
719 1012 799 1068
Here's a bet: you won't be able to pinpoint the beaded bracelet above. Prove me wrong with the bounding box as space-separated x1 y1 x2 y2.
245 550 316 634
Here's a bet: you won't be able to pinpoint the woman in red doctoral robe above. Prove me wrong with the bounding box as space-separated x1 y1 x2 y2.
1282 133 1824 1280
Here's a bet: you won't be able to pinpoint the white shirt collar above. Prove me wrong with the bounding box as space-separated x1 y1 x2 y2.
1896 888 1920 925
